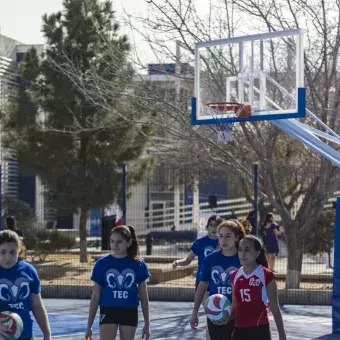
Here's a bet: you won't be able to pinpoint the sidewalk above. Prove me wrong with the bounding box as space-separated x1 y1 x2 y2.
35 299 336 340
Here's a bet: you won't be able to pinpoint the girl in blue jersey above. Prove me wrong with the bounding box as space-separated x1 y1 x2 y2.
172 215 222 289
190 220 245 340
86 225 150 340
173 215 222 340
0 230 51 340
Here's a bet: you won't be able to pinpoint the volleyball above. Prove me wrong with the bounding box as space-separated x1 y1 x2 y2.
0 311 24 339
204 294 232 324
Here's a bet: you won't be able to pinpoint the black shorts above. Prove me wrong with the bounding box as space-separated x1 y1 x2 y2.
207 318 234 340
100 307 138 327
232 324 271 340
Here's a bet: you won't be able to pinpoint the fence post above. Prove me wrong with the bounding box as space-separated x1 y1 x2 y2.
174 174 180 228
122 164 127 225
333 196 340 333
253 163 259 236
146 233 153 255
192 175 200 225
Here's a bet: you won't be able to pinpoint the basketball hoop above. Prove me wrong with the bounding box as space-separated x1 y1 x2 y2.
207 102 251 143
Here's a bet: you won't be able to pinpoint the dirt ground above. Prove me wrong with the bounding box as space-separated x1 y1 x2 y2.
28 253 333 290
157 274 333 290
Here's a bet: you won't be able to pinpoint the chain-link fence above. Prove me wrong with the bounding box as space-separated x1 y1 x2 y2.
2 160 337 304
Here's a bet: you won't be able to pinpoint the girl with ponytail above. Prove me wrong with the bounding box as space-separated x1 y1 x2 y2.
230 235 286 340
86 225 150 340
191 219 245 340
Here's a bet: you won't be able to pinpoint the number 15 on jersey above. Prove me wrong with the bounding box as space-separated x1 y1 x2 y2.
240 289 251 302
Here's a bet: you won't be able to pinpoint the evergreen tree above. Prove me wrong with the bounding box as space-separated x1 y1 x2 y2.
1 0 153 262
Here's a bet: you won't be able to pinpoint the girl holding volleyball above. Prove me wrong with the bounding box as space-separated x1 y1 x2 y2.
230 235 286 340
173 215 222 340
86 225 150 340
0 230 51 340
190 220 246 340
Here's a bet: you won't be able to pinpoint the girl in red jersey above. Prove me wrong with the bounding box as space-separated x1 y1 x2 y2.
230 235 286 340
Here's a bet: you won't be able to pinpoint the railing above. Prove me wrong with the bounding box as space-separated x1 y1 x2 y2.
145 191 340 230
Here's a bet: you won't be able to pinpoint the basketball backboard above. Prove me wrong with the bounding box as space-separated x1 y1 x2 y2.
191 29 306 125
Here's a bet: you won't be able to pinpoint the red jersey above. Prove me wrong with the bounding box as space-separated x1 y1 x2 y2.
231 265 275 328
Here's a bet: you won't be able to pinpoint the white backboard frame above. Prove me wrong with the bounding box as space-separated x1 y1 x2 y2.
191 28 306 125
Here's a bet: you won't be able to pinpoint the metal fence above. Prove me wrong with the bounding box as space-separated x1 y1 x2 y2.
1 162 338 304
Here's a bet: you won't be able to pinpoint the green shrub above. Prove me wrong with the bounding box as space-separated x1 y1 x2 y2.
26 229 76 262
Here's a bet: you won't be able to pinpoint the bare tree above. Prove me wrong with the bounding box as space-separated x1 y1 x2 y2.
127 0 339 289
47 0 339 288
229 0 340 288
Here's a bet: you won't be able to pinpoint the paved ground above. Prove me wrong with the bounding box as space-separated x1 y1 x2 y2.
31 299 338 340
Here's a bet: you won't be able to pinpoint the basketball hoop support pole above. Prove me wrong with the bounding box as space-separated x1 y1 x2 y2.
333 197 340 333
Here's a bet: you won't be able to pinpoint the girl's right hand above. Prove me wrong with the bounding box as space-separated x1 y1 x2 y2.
85 327 92 340
190 312 198 329
172 260 178 269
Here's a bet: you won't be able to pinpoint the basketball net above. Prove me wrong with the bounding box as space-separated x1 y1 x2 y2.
207 102 245 143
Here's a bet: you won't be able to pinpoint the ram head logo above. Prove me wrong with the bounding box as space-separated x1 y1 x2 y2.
106 269 135 289
211 266 237 285
204 246 216 258
0 278 30 302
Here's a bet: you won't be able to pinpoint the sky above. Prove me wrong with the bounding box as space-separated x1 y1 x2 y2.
0 0 210 65
0 0 145 44
0 0 153 62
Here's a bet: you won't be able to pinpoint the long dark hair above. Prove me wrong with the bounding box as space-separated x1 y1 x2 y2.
241 235 268 267
206 215 223 229
110 225 139 260
261 213 275 227
0 230 26 261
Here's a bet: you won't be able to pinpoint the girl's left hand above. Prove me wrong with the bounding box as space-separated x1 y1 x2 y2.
142 325 150 339
43 336 52 340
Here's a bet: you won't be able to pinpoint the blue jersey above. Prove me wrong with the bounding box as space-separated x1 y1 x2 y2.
191 235 219 284
91 255 150 308
199 250 241 302
0 261 41 338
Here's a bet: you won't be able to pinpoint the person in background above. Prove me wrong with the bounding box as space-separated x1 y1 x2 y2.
4 216 24 240
245 211 256 235
260 213 282 271
240 219 253 235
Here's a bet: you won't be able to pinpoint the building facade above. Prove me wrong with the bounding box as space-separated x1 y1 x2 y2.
0 34 48 227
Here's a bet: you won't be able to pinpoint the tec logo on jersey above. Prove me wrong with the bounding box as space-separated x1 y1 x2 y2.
106 269 136 299
0 277 30 310
211 266 238 295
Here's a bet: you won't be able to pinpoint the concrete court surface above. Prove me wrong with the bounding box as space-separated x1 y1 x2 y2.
31 299 338 340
